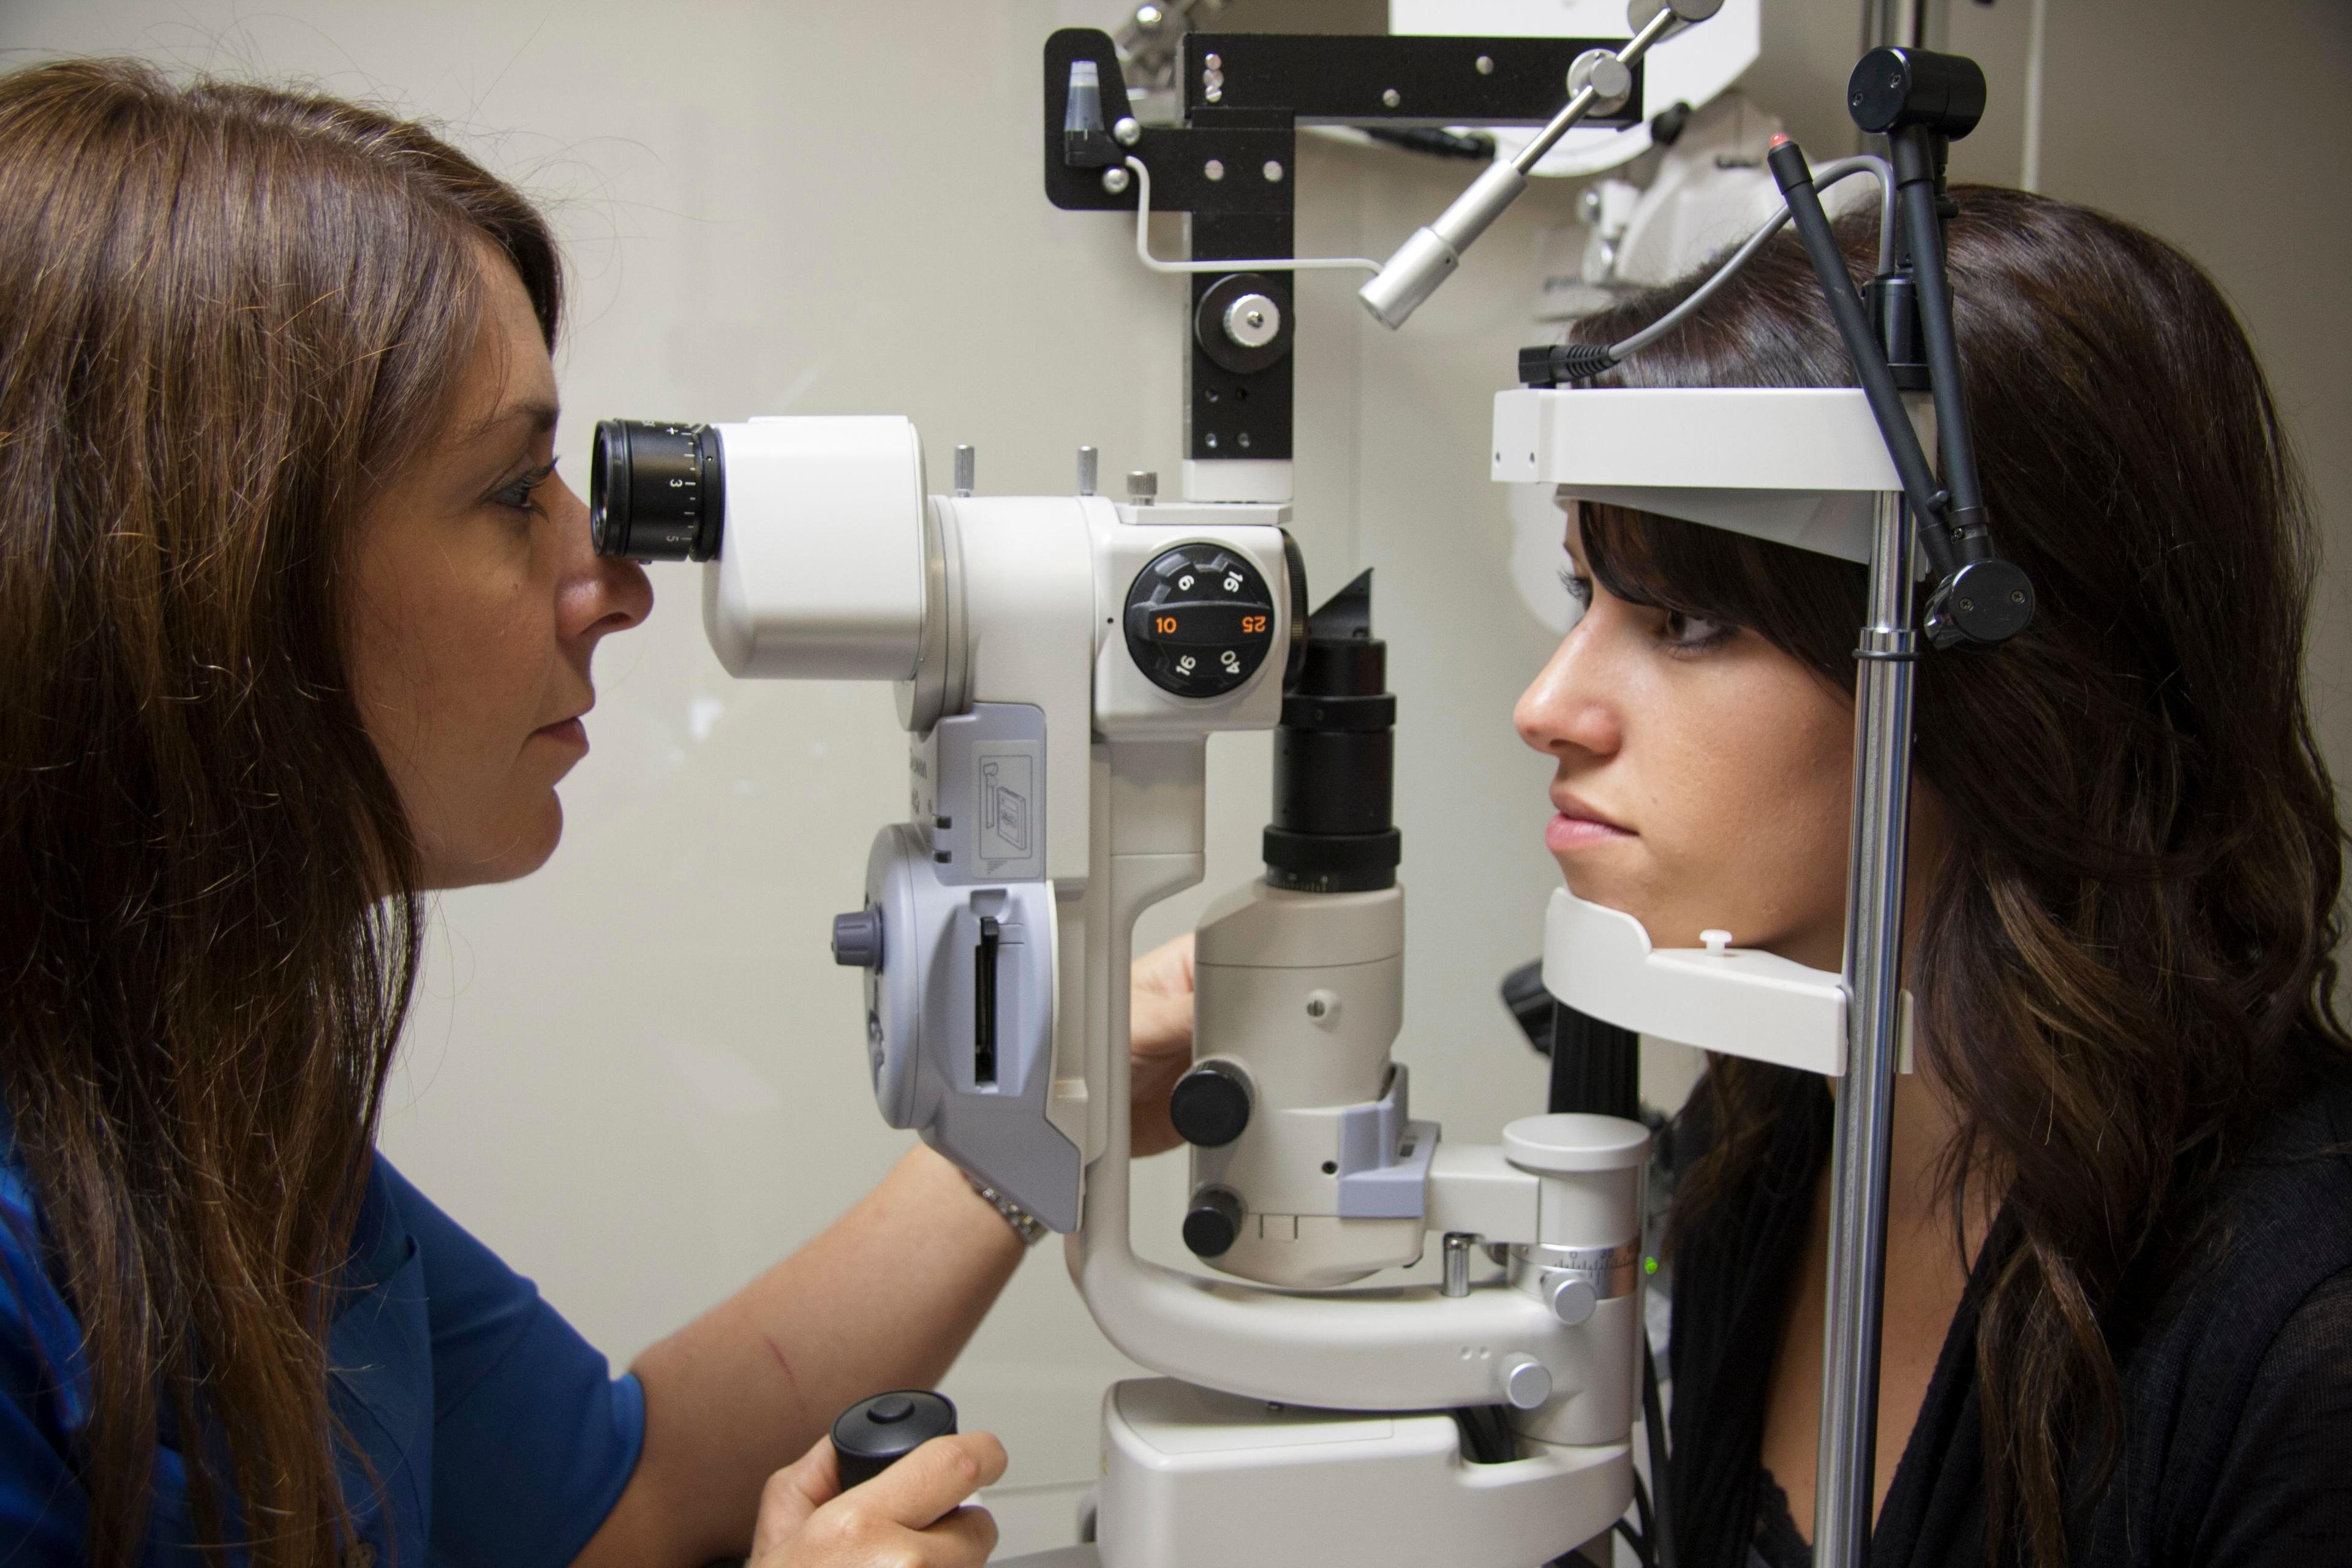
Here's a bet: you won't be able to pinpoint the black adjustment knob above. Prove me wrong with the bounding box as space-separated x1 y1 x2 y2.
831 1390 959 1490
1123 544 1277 699
832 909 884 970
1182 1185 1246 1259
1169 1061 1253 1148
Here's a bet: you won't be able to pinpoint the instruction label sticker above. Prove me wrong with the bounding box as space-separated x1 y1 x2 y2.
976 749 1036 869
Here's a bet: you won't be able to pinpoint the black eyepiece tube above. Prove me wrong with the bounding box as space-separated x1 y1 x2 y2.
1764 137 1956 580
589 419 725 562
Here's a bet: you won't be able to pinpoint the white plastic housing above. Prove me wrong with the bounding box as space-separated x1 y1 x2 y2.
1096 1379 1627 1568
1491 386 1928 564
1541 889 1913 1075
702 415 927 679
1190 881 1417 1286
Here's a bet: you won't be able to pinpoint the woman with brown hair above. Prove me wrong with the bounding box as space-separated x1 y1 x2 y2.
1515 187 2352 1565
0 58 1201 1568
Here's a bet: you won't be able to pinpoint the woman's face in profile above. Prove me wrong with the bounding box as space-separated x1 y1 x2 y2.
1513 510 1856 972
348 249 653 892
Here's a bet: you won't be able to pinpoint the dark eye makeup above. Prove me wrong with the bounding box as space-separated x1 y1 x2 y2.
1558 564 1736 654
491 460 558 514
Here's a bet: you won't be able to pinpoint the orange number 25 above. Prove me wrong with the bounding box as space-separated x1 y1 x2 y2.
1242 615 1268 635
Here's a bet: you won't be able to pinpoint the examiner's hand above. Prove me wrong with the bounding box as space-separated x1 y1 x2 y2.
750 1430 1007 1568
1129 933 1197 1158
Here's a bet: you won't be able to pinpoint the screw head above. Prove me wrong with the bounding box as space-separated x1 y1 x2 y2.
1113 115 1142 146
1476 54 1494 74
1204 158 1225 181
1381 86 1401 108
1101 166 1131 195
1262 159 1284 182
1204 51 1221 69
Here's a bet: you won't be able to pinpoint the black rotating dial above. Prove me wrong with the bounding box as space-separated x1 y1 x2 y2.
1123 545 1277 699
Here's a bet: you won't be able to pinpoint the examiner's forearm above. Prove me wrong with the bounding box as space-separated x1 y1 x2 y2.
576 1144 1027 1565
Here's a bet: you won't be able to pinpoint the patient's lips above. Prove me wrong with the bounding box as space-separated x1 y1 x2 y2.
1547 791 1634 853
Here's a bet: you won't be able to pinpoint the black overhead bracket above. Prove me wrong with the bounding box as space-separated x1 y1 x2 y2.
1044 28 1643 467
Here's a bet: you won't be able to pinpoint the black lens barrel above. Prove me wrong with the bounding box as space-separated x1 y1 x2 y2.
1264 571 1400 894
589 419 725 562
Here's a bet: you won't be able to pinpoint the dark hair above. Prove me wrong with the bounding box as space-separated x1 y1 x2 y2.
0 59 558 1564
1572 187 2349 1567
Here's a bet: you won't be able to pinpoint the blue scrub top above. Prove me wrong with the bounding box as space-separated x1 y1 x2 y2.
0 1146 646 1564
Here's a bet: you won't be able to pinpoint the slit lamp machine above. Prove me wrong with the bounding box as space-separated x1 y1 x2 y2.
587 8 2029 1564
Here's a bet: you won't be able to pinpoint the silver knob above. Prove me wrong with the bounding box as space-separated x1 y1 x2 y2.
1222 292 1282 350
1567 48 1634 110
1126 469 1158 504
953 445 976 497
1077 446 1099 496
1545 1272 1599 1326
1498 1354 1553 1411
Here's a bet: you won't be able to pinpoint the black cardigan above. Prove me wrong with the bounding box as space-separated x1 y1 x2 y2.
1662 1061 2352 1568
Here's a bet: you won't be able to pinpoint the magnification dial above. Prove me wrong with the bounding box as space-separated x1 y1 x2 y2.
1123 543 1278 699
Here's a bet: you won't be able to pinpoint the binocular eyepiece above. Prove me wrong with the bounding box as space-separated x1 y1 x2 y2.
590 418 726 563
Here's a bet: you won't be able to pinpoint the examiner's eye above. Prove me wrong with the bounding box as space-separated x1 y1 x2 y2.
492 461 557 514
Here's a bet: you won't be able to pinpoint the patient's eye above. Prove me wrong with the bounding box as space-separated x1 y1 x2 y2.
1662 609 1733 652
1558 567 1592 630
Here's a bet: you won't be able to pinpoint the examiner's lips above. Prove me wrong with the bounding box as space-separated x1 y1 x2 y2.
1546 793 1634 853
532 716 589 750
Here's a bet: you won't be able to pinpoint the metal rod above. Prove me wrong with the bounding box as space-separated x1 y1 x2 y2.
1511 3 1678 173
1812 486 1918 1568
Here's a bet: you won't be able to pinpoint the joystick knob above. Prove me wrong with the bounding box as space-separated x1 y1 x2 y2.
1182 1185 1246 1259
831 1389 959 1489
1169 1060 1253 1148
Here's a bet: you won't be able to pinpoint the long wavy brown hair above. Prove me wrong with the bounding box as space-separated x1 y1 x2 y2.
1569 188 2348 1566
0 60 558 1564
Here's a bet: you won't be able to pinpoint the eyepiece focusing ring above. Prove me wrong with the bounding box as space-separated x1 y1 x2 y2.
589 419 725 562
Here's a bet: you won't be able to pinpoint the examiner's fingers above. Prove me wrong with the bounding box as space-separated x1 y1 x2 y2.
922 1503 1001 1567
751 1434 840 1557
1133 932 1197 998
856 1431 1008 1530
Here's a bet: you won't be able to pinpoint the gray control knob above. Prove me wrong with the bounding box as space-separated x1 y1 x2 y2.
1498 1354 1553 1411
1182 1185 1246 1259
1169 1060 1253 1148
832 908 884 969
1544 1272 1599 1327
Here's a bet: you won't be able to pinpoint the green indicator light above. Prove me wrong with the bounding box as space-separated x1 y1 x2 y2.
1644 1256 1659 1275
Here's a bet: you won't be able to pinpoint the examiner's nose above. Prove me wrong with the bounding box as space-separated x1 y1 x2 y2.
551 476 654 642
1514 633 1622 762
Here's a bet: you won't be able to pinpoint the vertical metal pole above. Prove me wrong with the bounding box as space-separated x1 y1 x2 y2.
1812 487 1918 1568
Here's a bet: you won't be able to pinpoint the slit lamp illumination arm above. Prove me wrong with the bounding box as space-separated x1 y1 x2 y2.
1357 0 1722 331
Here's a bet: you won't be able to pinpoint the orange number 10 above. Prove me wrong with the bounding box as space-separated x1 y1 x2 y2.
1155 616 1179 635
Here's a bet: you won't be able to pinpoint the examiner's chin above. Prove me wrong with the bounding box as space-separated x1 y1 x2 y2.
425 800 564 892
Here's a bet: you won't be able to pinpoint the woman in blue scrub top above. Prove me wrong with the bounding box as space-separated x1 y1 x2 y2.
0 61 1199 1568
